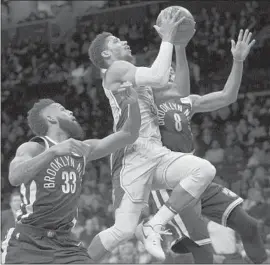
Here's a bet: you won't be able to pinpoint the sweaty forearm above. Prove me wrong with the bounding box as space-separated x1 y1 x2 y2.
223 59 243 100
9 149 56 186
174 45 190 96
135 42 173 86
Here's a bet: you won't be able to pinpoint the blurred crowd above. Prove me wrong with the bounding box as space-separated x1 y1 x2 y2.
1 0 270 263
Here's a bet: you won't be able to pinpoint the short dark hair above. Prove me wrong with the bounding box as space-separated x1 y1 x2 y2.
27 99 55 136
88 32 112 69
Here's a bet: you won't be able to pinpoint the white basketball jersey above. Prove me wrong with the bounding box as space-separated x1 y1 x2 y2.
103 81 161 141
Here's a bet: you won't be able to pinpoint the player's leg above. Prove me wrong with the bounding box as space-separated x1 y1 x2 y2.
201 184 267 264
153 190 214 263
53 238 93 264
88 192 144 262
136 153 215 260
148 153 216 231
3 226 54 264
227 206 267 263
88 144 156 262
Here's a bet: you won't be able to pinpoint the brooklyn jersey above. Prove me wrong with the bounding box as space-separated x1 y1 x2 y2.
17 136 86 231
155 96 194 153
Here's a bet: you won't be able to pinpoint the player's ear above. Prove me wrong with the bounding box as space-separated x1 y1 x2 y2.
101 50 111 58
46 116 58 124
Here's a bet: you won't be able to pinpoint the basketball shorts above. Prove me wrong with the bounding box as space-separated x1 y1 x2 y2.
151 183 243 245
2 223 92 264
111 137 185 209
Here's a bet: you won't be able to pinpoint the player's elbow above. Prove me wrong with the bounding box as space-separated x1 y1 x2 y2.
153 73 169 87
223 91 238 105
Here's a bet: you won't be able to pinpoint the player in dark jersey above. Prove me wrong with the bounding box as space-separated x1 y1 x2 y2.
151 29 267 264
2 85 141 264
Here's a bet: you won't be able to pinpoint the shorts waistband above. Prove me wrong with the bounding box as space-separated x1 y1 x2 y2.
15 223 71 238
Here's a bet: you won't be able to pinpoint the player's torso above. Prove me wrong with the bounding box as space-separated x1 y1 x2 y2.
103 83 161 140
155 95 195 153
17 136 86 231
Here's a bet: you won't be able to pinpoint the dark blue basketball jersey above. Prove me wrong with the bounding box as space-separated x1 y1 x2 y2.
17 136 86 231
156 96 195 153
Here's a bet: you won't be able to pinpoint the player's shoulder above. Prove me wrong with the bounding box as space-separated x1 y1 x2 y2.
108 60 135 75
15 141 45 157
104 60 136 90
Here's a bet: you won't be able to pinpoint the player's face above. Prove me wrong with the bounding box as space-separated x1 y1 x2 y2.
10 195 21 211
105 35 133 62
46 104 84 139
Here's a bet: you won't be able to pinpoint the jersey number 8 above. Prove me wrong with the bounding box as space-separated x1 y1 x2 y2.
62 171 77 194
174 113 182 132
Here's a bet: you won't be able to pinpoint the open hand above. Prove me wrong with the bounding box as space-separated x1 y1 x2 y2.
231 29 256 61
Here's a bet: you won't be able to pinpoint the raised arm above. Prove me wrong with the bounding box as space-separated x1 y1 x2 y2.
9 142 53 186
190 29 255 115
84 84 141 160
173 21 195 96
105 13 186 90
173 45 191 97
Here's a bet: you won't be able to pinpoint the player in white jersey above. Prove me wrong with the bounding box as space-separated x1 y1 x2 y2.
87 12 217 261
151 29 267 264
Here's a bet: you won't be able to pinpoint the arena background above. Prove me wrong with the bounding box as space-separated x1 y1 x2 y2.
1 0 270 263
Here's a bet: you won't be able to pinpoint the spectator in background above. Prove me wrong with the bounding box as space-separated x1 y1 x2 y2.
204 140 225 165
224 137 244 164
79 218 99 248
1 191 21 240
247 146 265 167
242 188 264 212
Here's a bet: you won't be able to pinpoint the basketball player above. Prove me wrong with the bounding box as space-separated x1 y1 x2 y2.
87 12 217 261
2 87 141 264
151 28 267 264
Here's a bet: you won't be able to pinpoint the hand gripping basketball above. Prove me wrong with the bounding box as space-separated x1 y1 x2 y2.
156 6 196 45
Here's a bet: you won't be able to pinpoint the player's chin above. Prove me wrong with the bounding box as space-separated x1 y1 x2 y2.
124 52 133 60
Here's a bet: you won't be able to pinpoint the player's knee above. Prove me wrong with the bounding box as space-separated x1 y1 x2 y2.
200 160 216 184
112 224 136 241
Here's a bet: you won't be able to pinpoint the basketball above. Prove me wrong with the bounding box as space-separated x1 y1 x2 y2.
156 6 196 45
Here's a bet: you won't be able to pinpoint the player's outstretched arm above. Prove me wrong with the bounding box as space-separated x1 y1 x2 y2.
105 13 185 90
84 85 141 161
9 142 54 186
190 29 255 114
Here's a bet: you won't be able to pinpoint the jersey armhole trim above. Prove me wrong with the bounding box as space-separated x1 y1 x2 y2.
30 136 50 150
180 96 192 107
